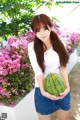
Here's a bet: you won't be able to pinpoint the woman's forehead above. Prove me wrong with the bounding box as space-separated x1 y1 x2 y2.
38 23 45 28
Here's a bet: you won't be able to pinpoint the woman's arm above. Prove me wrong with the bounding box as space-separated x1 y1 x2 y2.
37 75 64 100
28 42 43 77
59 66 70 97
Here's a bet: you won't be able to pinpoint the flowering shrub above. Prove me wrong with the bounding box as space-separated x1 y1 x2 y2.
59 30 80 54
52 22 80 54
0 32 35 106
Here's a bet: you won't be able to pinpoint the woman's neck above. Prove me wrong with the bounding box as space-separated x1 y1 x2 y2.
43 40 52 50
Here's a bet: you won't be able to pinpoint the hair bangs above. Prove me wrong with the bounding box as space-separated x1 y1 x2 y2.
31 14 50 33
33 21 48 33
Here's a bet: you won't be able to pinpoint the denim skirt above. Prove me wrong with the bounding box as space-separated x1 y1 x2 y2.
34 88 70 115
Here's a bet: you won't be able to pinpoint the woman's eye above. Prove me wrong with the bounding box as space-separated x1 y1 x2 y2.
35 29 40 33
44 26 48 30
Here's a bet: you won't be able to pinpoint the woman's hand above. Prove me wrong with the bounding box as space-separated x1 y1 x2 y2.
42 91 64 100
41 86 70 100
59 87 70 98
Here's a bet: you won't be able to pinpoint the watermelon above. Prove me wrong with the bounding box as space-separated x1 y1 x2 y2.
44 73 65 96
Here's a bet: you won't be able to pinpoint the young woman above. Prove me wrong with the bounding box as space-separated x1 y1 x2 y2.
28 14 70 120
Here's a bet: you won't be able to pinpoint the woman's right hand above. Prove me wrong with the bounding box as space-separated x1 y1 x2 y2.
42 91 63 100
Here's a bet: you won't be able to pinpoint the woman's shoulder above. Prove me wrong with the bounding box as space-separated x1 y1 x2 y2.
28 41 36 56
28 41 34 49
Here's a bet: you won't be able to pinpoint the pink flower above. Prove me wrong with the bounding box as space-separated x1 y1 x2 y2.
4 92 10 98
0 86 5 95
0 79 6 85
24 31 35 41
11 40 21 48
0 103 6 106
12 89 16 93
10 102 16 107
12 89 18 96
0 69 8 76
8 36 18 45
22 90 26 93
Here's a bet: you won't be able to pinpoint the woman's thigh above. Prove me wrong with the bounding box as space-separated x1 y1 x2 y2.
37 113 52 120
56 109 70 120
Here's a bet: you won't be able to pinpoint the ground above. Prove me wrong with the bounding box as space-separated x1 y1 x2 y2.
69 61 80 120
52 60 80 120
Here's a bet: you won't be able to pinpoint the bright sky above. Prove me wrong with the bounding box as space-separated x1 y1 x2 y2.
35 2 80 32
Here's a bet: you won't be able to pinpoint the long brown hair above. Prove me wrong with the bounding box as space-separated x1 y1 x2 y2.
31 14 69 72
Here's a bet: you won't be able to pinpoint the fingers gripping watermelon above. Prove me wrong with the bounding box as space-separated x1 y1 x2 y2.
44 73 65 96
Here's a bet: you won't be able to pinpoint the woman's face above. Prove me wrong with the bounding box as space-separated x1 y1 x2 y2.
35 23 51 43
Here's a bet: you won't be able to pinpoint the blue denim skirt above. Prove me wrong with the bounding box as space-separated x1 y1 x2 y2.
34 88 70 115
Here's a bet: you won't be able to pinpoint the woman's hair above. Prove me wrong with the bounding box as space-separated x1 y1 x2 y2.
31 14 69 72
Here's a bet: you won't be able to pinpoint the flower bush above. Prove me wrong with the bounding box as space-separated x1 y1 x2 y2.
59 30 80 54
0 32 35 107
52 22 80 54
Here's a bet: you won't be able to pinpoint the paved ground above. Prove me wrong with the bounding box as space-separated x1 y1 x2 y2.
52 59 80 120
69 60 80 120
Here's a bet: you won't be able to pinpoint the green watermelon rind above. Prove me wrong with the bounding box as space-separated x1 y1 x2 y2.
44 73 65 96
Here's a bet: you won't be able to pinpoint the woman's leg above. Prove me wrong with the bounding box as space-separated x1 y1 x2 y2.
56 109 70 120
37 113 52 120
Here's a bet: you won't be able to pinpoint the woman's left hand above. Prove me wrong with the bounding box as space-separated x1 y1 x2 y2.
59 87 70 99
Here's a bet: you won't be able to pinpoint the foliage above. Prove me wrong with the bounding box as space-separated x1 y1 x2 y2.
0 0 54 40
